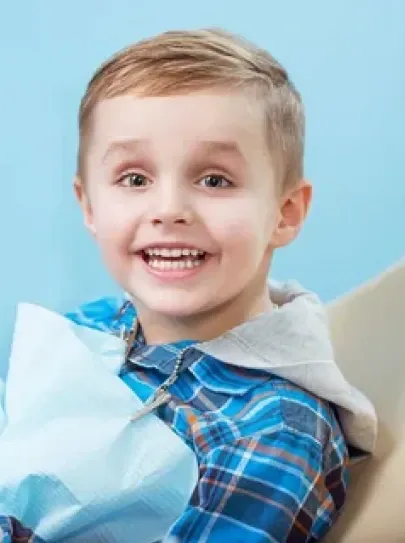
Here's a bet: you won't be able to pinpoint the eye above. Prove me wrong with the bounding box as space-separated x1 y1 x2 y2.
117 172 150 187
199 174 232 189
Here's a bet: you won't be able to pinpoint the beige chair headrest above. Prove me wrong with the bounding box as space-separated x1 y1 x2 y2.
324 259 405 542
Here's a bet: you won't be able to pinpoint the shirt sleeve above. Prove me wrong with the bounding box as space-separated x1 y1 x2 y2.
166 427 348 543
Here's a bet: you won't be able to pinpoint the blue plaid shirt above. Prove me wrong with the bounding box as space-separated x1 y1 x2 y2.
0 296 348 542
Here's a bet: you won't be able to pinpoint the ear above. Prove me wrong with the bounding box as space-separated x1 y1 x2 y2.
73 176 97 237
271 179 312 248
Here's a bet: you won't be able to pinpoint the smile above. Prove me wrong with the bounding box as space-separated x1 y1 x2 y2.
144 248 205 258
139 246 209 275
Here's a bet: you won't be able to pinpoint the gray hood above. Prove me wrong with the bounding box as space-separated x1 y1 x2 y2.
198 280 377 454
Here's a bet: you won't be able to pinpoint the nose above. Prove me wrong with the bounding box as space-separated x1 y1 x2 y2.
149 182 194 226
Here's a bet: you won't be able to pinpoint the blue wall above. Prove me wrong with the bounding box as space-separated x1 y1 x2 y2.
1 0 404 369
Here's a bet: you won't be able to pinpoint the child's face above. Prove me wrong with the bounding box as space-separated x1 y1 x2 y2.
77 92 306 322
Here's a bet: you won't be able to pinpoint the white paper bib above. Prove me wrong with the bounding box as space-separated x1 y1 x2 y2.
0 304 198 542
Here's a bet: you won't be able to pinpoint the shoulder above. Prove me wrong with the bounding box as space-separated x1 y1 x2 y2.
275 379 340 444
64 295 134 334
236 377 343 451
193 371 345 458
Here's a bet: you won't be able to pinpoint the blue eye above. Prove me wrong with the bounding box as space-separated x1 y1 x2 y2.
117 173 150 187
199 175 232 189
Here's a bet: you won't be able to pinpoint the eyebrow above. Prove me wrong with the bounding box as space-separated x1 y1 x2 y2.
197 140 245 161
102 139 149 163
102 138 245 164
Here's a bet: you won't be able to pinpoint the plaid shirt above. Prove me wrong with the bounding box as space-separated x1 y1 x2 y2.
0 296 348 542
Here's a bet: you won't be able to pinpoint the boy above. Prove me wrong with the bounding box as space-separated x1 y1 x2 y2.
1 28 376 542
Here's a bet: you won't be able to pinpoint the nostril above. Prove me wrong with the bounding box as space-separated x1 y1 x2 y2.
151 214 192 226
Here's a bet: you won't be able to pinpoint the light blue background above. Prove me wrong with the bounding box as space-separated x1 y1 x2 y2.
1 1 404 369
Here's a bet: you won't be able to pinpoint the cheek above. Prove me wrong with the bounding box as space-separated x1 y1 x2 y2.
91 204 135 254
207 199 277 256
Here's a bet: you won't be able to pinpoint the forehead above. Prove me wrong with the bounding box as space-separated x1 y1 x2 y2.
88 93 268 160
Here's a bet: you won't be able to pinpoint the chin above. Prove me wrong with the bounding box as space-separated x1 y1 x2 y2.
146 299 210 319
125 285 206 316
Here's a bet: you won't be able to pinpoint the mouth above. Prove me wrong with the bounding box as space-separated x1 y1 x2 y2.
139 247 208 271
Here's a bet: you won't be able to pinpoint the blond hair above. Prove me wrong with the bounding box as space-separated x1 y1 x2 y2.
77 28 305 190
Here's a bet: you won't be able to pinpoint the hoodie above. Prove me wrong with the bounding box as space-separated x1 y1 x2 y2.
198 280 377 454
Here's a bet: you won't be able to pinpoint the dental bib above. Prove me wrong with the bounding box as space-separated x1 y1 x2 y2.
0 304 198 542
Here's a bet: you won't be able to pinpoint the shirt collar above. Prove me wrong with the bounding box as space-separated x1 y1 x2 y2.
118 301 270 395
126 321 196 375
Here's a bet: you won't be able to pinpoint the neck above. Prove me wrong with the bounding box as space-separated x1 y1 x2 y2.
134 281 273 345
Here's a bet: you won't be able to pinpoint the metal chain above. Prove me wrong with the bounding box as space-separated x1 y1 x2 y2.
118 311 189 401
112 304 190 421
153 347 188 397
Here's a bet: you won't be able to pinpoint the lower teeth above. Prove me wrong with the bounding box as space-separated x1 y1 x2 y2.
148 259 203 270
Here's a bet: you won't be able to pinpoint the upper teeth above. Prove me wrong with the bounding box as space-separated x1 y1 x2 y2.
145 248 204 257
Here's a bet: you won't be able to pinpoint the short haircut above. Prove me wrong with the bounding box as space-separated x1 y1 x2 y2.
77 28 305 190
